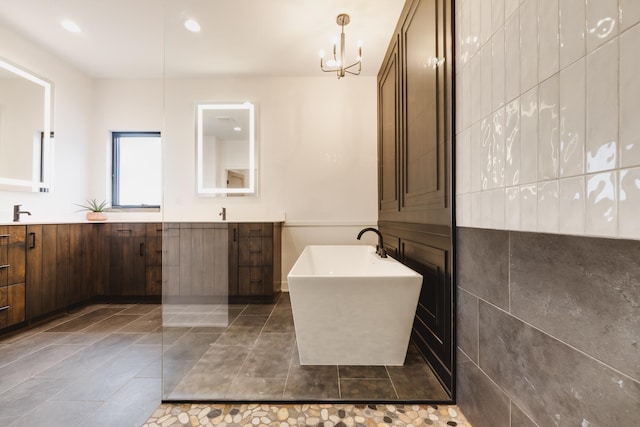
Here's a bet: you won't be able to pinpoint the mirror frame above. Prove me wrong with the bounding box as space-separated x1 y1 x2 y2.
0 57 53 192
196 102 256 196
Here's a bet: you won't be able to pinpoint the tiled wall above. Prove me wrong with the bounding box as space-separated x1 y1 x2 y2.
453 1 640 425
456 227 640 426
454 0 640 240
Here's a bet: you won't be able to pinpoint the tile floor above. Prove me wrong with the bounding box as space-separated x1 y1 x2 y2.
163 293 449 401
0 295 468 427
0 303 162 427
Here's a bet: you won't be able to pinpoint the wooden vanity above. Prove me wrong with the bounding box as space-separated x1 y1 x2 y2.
0 221 282 334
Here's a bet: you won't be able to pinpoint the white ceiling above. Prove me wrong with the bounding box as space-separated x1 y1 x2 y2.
0 0 405 79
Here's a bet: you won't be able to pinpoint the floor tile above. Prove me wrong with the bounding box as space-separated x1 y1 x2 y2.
226 377 286 400
9 399 102 426
340 378 398 399
339 365 390 379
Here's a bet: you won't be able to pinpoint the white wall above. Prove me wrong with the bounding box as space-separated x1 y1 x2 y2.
0 23 92 223
163 76 379 284
455 0 640 240
89 78 164 222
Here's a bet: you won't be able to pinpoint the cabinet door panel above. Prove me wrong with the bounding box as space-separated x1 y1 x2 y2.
7 283 25 325
0 247 7 286
379 36 400 215
26 225 42 318
238 266 270 296
55 225 70 309
401 0 448 215
41 225 57 314
0 286 7 328
68 225 83 305
146 265 162 296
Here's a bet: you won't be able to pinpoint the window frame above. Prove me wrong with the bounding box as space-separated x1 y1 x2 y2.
111 131 162 209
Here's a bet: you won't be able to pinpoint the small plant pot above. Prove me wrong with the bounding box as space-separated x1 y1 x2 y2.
86 211 107 221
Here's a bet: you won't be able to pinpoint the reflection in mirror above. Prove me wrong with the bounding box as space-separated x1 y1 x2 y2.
0 57 53 192
196 102 256 196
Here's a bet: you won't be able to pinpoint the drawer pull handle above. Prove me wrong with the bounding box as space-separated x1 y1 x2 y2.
0 305 9 312
29 232 36 249
117 229 132 233
0 264 9 269
0 234 10 238
139 243 145 256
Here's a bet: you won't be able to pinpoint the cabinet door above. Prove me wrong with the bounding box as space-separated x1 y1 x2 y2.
7 283 25 326
401 0 449 223
26 225 43 318
55 224 71 309
228 223 239 296
378 35 400 217
0 286 7 328
238 266 271 296
109 223 146 296
68 224 84 305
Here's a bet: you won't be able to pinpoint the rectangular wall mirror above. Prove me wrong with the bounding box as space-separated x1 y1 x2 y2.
0 57 53 192
196 102 256 196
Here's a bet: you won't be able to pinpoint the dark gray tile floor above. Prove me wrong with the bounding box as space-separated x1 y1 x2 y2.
0 304 162 427
164 293 449 401
0 293 448 427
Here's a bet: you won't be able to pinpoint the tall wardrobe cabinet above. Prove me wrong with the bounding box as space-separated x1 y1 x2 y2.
377 0 455 396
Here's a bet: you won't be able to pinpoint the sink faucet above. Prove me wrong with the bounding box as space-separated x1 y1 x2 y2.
357 227 387 258
13 204 31 222
219 207 226 221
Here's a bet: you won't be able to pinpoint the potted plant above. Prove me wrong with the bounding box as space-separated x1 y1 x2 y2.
76 198 109 221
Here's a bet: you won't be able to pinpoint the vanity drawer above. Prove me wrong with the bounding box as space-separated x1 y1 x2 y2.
238 266 272 296
238 236 273 266
0 226 26 246
238 223 273 238
0 283 25 328
0 286 7 328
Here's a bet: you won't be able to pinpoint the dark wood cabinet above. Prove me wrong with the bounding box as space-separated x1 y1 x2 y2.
145 223 163 297
26 224 87 318
229 222 281 302
0 225 26 328
378 0 454 396
108 223 146 296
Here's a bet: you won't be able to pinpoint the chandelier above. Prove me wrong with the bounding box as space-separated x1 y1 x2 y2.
319 14 362 79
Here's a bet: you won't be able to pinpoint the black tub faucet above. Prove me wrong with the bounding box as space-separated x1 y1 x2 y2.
357 227 387 258
13 204 31 222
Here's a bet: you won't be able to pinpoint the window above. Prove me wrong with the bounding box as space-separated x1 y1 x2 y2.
112 131 161 208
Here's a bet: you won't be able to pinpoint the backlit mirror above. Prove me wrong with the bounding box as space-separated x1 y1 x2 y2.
0 57 53 192
196 102 256 196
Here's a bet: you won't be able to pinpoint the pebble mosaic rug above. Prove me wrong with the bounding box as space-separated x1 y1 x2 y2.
143 402 472 427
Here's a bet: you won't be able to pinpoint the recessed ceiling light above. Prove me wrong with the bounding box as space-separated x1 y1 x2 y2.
233 126 242 132
60 19 81 33
184 19 201 32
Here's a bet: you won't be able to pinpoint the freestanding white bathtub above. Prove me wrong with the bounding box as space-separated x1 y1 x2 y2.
287 245 423 366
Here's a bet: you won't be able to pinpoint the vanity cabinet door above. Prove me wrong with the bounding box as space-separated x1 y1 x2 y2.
144 223 163 296
231 222 281 302
109 223 146 296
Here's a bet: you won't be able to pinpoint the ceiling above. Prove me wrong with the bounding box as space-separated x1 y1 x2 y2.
0 0 405 79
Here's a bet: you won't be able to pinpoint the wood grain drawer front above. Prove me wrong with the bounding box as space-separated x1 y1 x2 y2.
239 223 273 238
238 236 273 266
145 223 163 239
0 247 7 286
0 244 26 286
0 286 7 328
0 283 25 327
239 266 272 296
0 226 26 246
146 266 162 296
7 283 25 325
145 237 162 265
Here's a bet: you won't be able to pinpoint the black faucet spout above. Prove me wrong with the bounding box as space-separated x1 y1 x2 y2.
13 204 31 222
356 227 387 258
